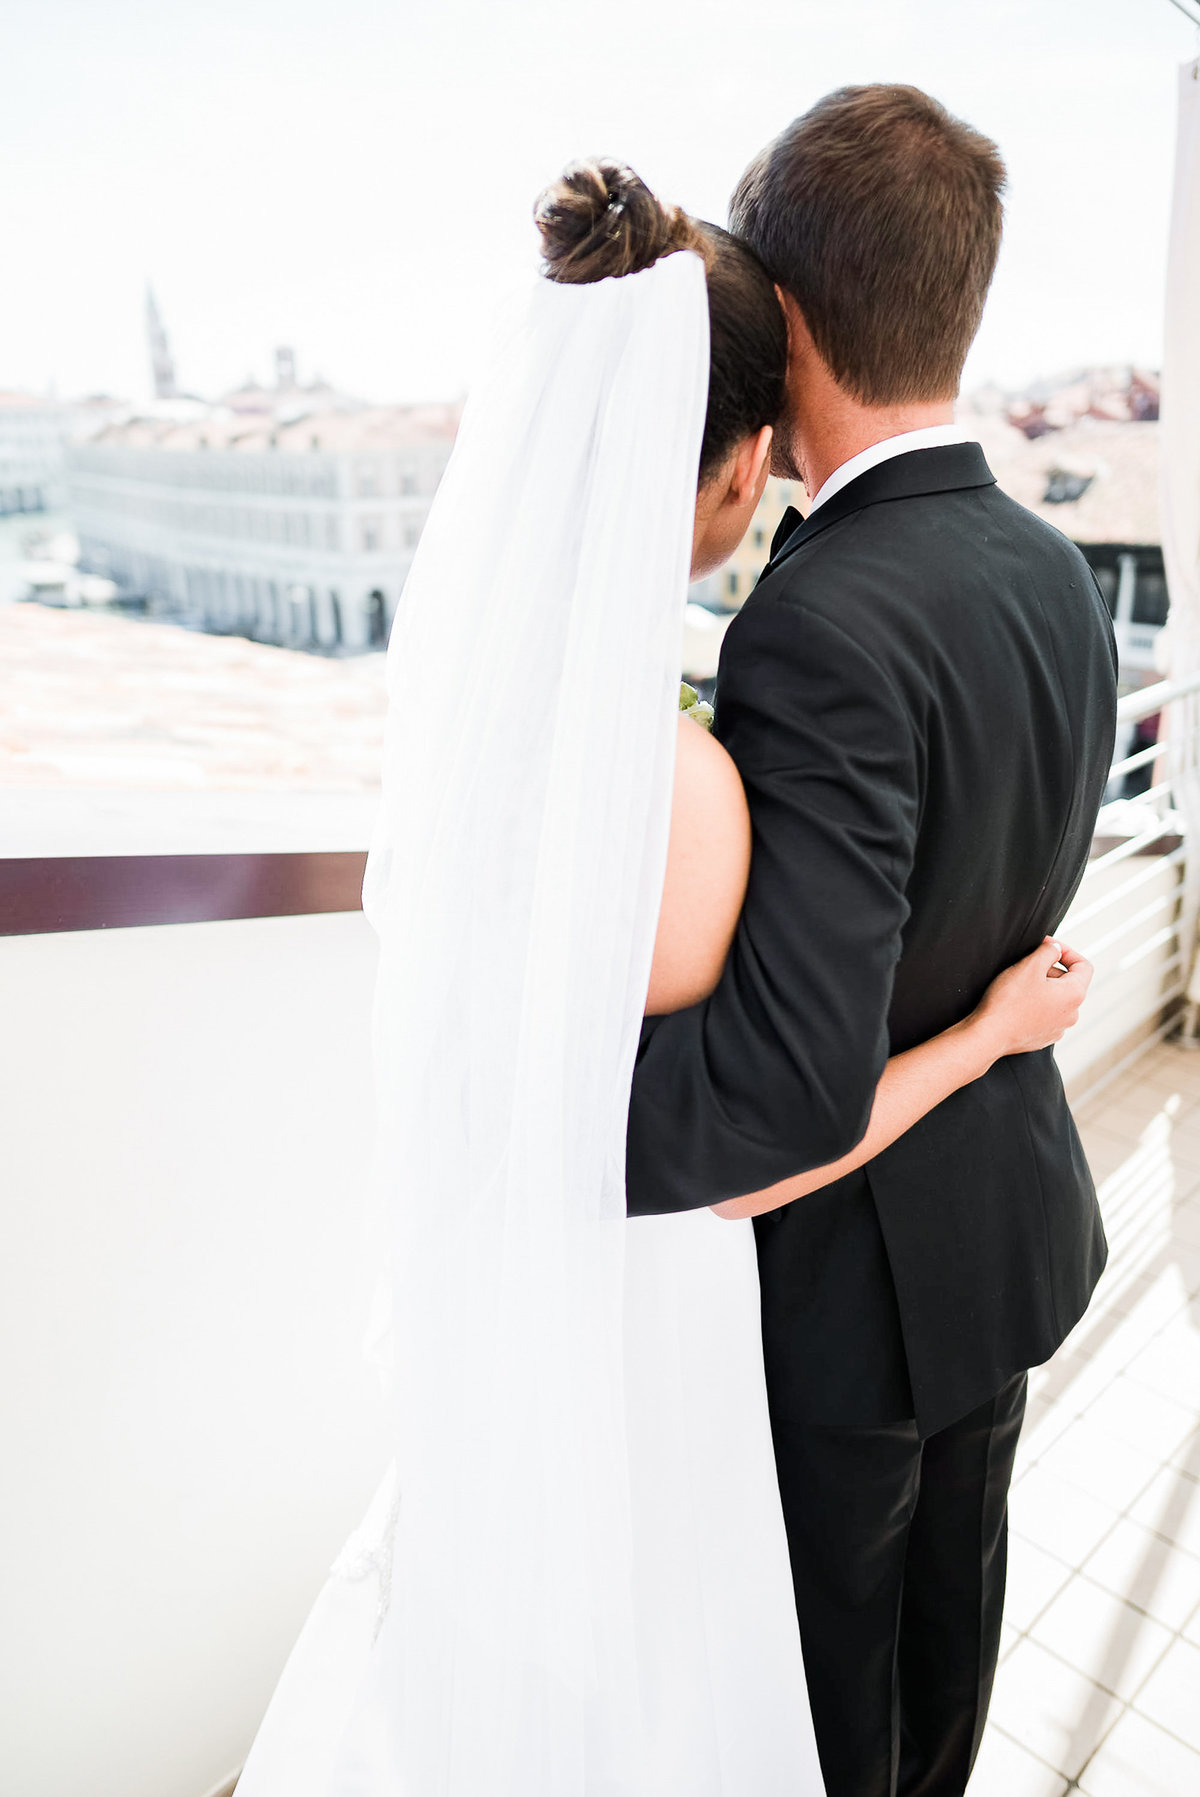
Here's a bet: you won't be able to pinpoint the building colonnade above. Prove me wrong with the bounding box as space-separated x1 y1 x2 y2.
65 406 458 654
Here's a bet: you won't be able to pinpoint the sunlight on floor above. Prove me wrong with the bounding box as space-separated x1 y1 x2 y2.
969 1041 1200 1795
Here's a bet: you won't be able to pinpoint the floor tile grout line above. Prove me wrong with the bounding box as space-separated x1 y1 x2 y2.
1041 1279 1200 1372
986 1058 1200 1791
999 1487 1200 1777
1035 1563 1200 1642
1066 1697 1129 1793
1033 1452 1200 1558
1009 1447 1169 1534
1124 1690 1200 1759
1007 1458 1200 1645
992 1675 1131 1787
989 1715 1097 1786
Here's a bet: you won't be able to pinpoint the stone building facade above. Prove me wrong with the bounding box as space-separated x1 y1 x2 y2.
67 403 460 652
0 393 70 515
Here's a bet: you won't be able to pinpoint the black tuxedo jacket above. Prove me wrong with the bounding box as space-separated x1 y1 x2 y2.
626 443 1118 1436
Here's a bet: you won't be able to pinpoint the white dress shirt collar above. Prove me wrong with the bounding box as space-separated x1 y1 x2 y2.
805 424 973 517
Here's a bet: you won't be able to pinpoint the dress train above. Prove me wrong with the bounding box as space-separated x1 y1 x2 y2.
236 1210 824 1795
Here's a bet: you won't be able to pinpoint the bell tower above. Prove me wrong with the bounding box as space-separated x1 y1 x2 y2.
145 283 179 401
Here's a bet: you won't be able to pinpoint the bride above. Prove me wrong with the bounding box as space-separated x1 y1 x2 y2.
234 161 1090 1796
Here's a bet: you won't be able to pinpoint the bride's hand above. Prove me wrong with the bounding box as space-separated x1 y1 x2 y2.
966 937 1093 1066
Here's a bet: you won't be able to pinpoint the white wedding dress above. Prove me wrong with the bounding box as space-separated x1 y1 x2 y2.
235 252 824 1796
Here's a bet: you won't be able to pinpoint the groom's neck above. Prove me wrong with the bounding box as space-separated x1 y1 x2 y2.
777 299 956 501
790 395 956 501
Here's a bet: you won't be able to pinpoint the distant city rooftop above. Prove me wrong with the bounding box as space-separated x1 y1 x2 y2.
976 416 1161 549
962 364 1162 549
0 602 386 794
83 401 463 456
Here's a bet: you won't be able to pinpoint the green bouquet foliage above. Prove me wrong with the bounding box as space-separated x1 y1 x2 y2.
679 682 715 731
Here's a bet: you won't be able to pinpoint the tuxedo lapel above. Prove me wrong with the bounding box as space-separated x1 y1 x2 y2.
765 442 997 576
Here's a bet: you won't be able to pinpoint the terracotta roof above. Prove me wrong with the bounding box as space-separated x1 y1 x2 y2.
972 416 1161 547
86 403 462 456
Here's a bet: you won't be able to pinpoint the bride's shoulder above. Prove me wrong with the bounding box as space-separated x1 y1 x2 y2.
675 711 745 798
672 713 750 844
647 715 751 1015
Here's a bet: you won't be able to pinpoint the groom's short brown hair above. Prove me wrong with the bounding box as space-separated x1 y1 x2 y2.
730 85 1005 405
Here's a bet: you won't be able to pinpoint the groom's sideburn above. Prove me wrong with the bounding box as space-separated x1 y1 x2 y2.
626 445 1117 1797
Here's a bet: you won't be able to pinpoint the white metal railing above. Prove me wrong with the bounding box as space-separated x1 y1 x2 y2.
1057 671 1200 1102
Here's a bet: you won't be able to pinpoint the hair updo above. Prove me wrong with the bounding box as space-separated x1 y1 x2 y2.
534 159 787 485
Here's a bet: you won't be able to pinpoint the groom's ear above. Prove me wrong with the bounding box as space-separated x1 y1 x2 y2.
777 292 837 397
775 284 797 351
731 424 773 506
777 289 812 359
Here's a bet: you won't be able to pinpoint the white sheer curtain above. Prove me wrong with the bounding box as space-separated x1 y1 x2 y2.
1162 58 1200 1000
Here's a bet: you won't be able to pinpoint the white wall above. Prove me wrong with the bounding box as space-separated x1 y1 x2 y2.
0 911 387 1797
0 852 1176 1797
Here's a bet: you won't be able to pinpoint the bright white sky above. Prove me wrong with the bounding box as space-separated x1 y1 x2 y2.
2 0 1198 405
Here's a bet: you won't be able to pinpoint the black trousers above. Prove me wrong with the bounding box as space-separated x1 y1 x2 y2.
770 1372 1027 1797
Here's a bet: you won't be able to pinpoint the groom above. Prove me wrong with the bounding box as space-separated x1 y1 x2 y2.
626 86 1118 1797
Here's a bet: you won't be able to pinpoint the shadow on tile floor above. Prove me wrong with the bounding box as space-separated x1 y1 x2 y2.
968 1040 1200 1796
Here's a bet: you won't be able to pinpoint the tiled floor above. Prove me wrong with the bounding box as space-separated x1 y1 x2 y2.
971 1038 1200 1795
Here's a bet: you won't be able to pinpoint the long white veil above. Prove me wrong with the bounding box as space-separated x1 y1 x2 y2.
236 247 822 1797
241 252 706 1789
358 248 707 1792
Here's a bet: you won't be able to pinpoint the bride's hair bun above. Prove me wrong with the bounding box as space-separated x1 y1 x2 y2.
535 158 701 284
534 155 787 484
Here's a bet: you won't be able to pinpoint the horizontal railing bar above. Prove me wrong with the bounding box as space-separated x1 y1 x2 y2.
1075 950 1185 1001
0 853 369 937
1082 816 1181 878
1108 741 1170 782
1065 845 1187 929
1074 678 1200 1099
1115 674 1200 729
1067 950 1184 1014
1065 995 1187 1111
1081 886 1183 961
1134 779 1175 808
1118 928 1183 975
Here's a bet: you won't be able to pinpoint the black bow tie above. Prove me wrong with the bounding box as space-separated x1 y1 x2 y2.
769 506 805 561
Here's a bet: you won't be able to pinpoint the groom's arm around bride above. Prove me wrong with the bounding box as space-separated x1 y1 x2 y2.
626 85 1118 1797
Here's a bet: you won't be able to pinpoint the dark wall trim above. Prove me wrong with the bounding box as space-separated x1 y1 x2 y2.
0 833 1171 938
0 852 368 938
